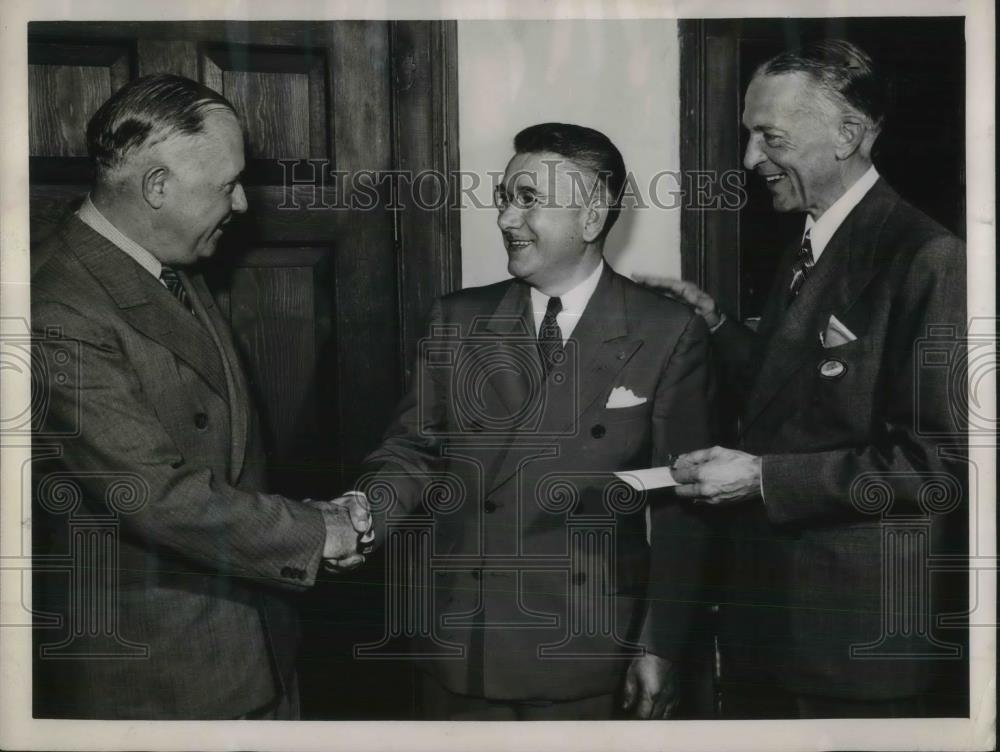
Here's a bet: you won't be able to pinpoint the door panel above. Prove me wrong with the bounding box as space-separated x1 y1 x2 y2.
28 41 132 158
201 44 327 159
28 19 460 719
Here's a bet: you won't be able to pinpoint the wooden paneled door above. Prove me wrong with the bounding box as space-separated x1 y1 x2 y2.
28 20 460 718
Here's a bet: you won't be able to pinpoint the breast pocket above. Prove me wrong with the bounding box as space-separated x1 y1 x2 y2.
603 403 652 424
583 404 653 468
812 338 877 430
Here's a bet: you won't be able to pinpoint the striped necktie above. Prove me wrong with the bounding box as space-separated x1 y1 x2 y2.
538 296 564 375
159 266 195 315
788 230 815 303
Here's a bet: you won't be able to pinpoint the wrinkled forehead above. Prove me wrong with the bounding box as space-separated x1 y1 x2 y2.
742 71 815 126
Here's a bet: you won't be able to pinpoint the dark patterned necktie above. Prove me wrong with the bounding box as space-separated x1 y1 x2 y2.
538 296 564 375
159 266 195 315
788 229 815 303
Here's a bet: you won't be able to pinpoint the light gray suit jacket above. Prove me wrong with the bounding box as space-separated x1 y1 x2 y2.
31 216 326 719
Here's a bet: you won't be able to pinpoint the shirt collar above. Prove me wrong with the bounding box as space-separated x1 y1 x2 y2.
529 259 605 340
804 165 880 261
76 195 164 280
531 259 604 315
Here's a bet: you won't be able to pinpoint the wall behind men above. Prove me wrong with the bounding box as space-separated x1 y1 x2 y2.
457 19 681 288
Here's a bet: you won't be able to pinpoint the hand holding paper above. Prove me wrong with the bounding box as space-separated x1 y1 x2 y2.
614 466 678 490
672 446 762 505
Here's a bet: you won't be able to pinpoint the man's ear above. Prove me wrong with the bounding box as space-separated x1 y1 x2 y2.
581 200 609 243
141 166 168 209
834 115 866 160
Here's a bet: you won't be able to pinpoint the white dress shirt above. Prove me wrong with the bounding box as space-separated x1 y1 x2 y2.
711 166 881 336
803 165 880 261
77 195 165 283
529 260 604 344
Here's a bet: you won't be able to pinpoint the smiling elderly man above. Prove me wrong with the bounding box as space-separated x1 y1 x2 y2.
645 40 966 718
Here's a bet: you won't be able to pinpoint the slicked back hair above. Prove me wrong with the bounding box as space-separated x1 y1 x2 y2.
86 73 239 182
755 39 887 135
513 122 627 241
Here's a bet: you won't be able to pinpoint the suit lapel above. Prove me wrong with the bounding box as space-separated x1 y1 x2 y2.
486 267 641 492
64 218 230 402
550 267 640 431
743 179 899 429
481 280 537 420
186 273 250 482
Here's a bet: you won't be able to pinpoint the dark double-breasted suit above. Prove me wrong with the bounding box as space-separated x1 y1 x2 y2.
31 217 326 719
712 179 967 702
360 265 712 702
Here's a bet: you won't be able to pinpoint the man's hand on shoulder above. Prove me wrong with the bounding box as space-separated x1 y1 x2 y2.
633 275 723 330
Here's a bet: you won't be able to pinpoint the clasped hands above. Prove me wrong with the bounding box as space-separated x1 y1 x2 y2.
305 492 374 573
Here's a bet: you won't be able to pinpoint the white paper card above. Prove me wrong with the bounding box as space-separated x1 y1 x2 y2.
614 466 678 490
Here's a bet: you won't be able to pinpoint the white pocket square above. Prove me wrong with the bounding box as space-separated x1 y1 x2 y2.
822 314 858 348
605 386 647 409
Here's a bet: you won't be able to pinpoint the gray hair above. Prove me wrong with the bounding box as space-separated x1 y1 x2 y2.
86 73 238 181
755 39 886 134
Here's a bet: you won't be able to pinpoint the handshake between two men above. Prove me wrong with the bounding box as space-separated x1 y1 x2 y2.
306 493 376 572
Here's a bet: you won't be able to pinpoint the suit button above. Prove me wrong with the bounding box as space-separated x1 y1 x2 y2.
194 412 209 429
169 457 185 469
591 424 606 439
471 570 481 580
573 572 587 586
484 500 498 513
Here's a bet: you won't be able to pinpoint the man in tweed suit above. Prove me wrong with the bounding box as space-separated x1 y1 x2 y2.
31 74 371 720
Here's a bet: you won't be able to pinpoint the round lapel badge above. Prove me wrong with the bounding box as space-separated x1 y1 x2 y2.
818 358 848 379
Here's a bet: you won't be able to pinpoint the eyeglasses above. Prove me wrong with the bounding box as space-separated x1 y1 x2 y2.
494 185 541 212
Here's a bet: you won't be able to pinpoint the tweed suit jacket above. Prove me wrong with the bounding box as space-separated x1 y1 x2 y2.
360 265 713 702
711 179 967 700
31 216 327 719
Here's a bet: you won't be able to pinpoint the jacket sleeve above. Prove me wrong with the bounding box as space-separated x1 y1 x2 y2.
640 311 715 660
32 299 327 590
710 315 759 377
355 299 449 540
761 234 968 524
